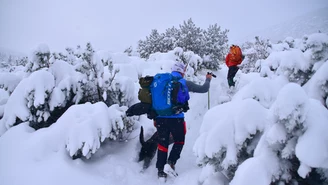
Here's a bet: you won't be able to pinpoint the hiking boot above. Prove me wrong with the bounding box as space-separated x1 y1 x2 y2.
158 169 167 179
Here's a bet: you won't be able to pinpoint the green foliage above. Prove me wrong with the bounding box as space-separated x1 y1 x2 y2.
137 18 229 70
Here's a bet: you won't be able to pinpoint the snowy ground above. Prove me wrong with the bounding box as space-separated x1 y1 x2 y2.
0 66 230 185
1 33 328 184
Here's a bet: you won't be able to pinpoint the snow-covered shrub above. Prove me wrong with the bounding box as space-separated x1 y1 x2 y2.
124 46 133 56
260 33 328 87
64 102 138 159
59 43 137 107
232 83 328 184
260 49 312 85
0 69 55 132
74 43 104 103
0 89 9 119
0 72 23 94
241 36 272 73
102 64 135 107
53 47 79 65
303 33 328 62
147 47 203 78
193 98 268 181
194 69 328 185
303 61 328 107
173 48 203 76
0 50 27 71
233 76 288 108
25 44 51 73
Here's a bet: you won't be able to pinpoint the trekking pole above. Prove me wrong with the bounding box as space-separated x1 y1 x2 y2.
208 90 210 110
206 72 216 110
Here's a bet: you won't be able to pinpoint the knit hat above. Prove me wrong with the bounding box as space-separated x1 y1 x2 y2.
172 62 186 74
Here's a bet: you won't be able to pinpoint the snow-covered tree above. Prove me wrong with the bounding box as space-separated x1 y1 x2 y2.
75 42 105 104
137 29 165 59
177 18 204 56
25 44 51 73
202 23 229 70
137 19 229 71
53 47 79 65
162 26 180 52
241 36 272 73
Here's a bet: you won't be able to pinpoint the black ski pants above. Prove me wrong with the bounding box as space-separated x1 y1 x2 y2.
227 66 239 87
155 117 186 170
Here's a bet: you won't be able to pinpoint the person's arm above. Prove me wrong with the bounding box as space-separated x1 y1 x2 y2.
186 76 211 93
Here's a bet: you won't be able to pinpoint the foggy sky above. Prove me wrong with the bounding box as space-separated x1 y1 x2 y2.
0 0 327 54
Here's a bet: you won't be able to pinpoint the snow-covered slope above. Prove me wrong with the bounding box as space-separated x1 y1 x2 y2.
0 32 328 185
240 7 328 43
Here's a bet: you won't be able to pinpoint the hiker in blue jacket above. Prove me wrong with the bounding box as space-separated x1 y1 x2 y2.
155 62 212 179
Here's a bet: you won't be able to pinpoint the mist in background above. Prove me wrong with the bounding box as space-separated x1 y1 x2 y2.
0 0 327 53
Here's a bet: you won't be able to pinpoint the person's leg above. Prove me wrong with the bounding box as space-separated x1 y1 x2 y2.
167 118 186 167
155 118 170 173
227 67 234 87
227 66 239 87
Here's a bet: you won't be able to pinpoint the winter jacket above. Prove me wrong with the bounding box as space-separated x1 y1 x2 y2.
225 53 242 67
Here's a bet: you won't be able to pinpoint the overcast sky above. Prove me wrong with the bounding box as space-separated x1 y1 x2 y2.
0 0 327 54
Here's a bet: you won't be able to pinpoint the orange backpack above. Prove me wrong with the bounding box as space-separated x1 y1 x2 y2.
230 45 242 62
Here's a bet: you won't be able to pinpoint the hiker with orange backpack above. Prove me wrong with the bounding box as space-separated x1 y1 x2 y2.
225 45 244 87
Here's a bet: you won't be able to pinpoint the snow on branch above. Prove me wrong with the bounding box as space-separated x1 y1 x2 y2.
64 102 136 159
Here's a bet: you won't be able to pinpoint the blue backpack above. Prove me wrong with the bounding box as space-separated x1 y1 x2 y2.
150 72 190 116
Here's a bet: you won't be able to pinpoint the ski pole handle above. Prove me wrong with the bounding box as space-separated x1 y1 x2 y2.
207 72 216 78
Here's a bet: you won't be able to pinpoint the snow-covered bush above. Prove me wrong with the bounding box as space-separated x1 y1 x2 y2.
0 72 23 94
233 83 328 184
173 48 203 76
54 43 136 107
75 43 105 103
64 102 138 159
0 51 27 71
25 44 51 73
53 47 79 65
303 61 328 108
260 49 311 85
0 89 9 119
0 43 138 133
194 82 328 185
193 98 269 181
0 69 57 131
303 33 328 61
102 63 136 107
147 47 203 78
241 36 272 73
260 33 328 86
